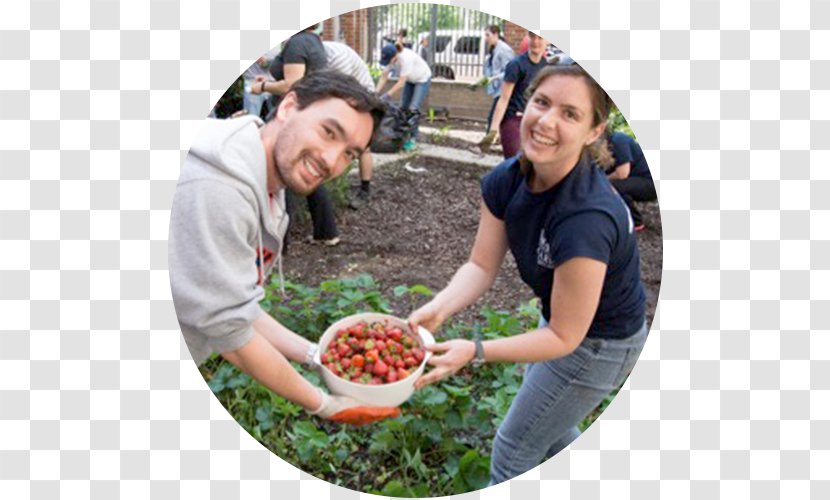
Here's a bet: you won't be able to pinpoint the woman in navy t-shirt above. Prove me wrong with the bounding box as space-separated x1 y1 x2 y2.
408 64 649 485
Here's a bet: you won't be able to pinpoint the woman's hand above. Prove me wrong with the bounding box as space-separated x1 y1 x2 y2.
407 301 446 337
414 339 476 389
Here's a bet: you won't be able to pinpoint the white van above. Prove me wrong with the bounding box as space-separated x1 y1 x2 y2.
415 30 488 81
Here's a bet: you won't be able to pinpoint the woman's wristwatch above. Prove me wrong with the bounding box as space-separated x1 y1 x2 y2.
471 338 486 367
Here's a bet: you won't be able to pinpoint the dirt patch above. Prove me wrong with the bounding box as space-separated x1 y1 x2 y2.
282 156 662 327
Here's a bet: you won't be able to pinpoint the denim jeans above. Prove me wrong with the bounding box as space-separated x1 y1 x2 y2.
243 89 269 119
400 78 431 139
489 318 649 485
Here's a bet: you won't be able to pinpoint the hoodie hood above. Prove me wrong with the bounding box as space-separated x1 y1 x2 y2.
182 116 288 293
187 115 286 240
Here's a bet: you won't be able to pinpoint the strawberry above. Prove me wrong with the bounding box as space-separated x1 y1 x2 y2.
337 343 351 357
323 321 425 386
388 328 403 341
373 360 389 376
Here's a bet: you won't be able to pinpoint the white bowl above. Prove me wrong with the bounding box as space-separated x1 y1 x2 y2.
314 312 435 407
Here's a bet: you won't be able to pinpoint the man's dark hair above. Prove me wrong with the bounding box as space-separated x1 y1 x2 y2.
486 24 501 36
286 70 387 136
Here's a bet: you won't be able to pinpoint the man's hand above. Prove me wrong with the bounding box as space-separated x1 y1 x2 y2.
308 389 401 425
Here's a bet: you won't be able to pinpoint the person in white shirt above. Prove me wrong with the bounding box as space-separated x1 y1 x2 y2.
323 41 377 208
375 43 433 151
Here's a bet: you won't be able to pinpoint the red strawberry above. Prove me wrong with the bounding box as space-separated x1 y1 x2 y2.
397 368 410 379
351 354 365 368
373 360 389 376
388 328 402 341
337 343 351 357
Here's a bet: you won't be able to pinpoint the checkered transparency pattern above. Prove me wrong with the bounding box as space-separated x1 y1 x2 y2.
0 0 828 498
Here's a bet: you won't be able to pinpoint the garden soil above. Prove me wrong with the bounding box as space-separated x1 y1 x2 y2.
282 156 662 328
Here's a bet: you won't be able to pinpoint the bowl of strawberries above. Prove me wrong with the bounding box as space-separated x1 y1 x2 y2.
314 312 435 407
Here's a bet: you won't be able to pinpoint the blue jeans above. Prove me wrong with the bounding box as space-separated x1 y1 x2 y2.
489 319 649 485
400 78 431 139
243 89 268 118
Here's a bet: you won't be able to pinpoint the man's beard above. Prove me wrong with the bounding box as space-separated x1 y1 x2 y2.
273 135 320 196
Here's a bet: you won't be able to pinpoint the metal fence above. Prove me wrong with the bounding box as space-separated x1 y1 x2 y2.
367 4 504 82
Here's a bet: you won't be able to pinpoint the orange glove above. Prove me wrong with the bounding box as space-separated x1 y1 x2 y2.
308 388 401 426
328 406 401 425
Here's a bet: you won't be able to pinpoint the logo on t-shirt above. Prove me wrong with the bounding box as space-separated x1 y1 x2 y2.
536 231 554 269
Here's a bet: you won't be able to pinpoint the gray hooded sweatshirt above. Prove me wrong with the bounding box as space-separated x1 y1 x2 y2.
170 116 289 365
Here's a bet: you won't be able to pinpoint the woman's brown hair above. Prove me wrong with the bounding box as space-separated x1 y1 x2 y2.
519 64 615 173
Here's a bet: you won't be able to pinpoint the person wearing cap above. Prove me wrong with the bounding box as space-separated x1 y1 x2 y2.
170 71 397 425
375 42 433 152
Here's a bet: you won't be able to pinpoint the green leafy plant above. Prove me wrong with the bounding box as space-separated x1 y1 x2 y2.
203 275 624 496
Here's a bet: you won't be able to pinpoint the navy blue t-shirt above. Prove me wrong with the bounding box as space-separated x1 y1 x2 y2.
608 132 651 180
481 154 646 339
503 52 548 119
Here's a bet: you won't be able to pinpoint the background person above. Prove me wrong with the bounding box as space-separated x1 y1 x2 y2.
488 31 549 158
479 25 515 150
376 42 433 152
323 40 377 209
242 56 273 119
252 24 341 246
171 71 394 425
408 64 648 484
604 131 656 231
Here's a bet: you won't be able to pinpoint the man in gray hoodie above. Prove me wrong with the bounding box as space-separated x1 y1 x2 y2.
170 71 395 425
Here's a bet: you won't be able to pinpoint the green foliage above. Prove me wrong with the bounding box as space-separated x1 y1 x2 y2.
368 64 384 84
212 76 245 118
203 275 620 496
607 106 635 139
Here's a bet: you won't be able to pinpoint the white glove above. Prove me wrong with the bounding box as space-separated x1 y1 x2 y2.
307 388 363 418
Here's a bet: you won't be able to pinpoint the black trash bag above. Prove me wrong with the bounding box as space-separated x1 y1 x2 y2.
370 104 414 153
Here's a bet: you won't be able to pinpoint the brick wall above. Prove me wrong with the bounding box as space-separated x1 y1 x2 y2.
503 21 528 52
321 10 370 60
